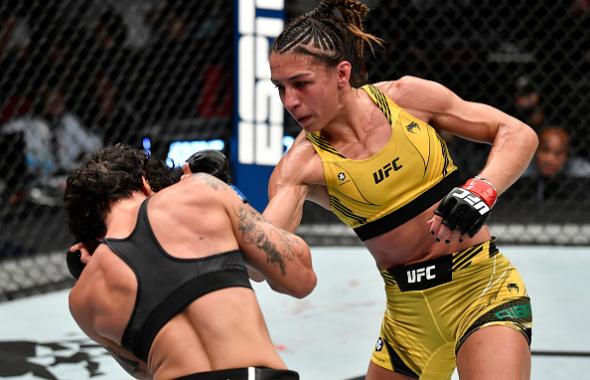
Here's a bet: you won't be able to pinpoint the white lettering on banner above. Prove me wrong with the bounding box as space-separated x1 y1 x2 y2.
238 0 284 165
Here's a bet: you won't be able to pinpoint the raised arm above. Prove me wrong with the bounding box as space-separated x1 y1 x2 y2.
385 76 538 193
382 76 538 241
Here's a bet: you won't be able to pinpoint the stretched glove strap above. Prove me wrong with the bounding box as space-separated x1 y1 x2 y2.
462 177 498 207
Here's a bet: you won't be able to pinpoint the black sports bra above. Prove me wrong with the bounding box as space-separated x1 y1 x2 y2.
102 198 252 362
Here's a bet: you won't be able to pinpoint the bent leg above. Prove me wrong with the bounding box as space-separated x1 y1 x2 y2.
456 325 530 380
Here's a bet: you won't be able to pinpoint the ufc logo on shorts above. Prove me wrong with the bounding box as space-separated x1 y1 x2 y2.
451 188 490 215
407 265 436 283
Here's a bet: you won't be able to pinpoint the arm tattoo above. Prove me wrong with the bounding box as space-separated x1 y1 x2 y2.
105 347 147 378
237 204 302 275
194 173 222 190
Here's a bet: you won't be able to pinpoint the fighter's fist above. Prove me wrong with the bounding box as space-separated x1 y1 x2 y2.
184 150 248 203
66 241 98 280
434 177 497 237
185 149 230 183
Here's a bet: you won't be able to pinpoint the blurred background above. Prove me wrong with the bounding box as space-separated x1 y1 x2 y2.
0 0 589 301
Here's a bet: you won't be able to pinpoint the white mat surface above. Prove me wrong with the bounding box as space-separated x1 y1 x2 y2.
1 245 589 379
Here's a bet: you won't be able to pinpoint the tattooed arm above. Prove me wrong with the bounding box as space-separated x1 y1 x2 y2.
228 194 316 298
184 172 316 297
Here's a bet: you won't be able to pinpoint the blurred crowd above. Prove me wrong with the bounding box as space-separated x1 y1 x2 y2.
361 0 590 215
0 0 232 207
1 0 589 215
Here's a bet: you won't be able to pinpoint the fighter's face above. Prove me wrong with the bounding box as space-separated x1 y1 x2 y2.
270 51 340 133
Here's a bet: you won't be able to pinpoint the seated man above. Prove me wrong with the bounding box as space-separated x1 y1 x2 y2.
526 126 590 179
2 86 102 204
64 144 316 379
514 125 590 202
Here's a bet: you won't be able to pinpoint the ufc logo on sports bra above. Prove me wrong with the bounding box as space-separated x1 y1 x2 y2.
372 157 403 184
407 265 436 283
450 188 490 215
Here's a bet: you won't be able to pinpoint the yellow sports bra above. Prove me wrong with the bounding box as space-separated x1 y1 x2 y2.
306 84 461 240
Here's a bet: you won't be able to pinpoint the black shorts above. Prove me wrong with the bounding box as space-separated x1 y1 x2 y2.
176 367 299 380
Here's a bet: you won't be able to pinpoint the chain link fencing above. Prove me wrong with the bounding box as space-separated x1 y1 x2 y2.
294 0 590 246
0 0 232 300
0 0 588 301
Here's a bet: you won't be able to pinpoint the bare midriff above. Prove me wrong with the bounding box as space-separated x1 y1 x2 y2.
364 203 492 270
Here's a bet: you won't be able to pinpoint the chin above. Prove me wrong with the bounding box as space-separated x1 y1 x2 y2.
302 125 319 134
301 121 322 133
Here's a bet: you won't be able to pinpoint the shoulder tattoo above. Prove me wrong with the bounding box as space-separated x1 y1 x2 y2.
194 172 223 190
236 204 302 276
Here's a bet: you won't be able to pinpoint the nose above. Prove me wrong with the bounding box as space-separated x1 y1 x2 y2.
283 87 300 112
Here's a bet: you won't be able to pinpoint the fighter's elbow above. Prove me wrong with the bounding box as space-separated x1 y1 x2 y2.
271 269 317 299
499 121 538 152
289 271 317 299
515 121 539 156
523 123 539 150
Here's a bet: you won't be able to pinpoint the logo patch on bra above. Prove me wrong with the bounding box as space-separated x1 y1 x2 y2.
372 157 403 184
406 121 420 133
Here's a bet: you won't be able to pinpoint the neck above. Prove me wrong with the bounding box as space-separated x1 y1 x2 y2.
322 86 372 143
104 192 147 235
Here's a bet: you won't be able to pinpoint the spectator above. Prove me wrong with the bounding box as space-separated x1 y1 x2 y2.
0 13 33 123
507 126 590 202
87 72 138 146
526 126 590 178
510 75 546 131
1 86 102 202
135 0 231 122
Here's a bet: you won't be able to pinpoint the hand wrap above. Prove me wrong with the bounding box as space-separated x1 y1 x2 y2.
434 177 497 237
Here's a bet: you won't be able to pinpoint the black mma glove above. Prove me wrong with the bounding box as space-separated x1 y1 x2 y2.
66 249 85 279
434 177 498 237
66 240 99 280
186 149 231 183
186 150 248 203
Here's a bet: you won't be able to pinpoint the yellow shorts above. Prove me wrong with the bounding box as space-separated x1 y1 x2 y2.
371 239 532 379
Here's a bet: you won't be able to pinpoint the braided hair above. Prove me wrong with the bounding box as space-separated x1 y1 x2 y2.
272 0 382 87
63 144 175 244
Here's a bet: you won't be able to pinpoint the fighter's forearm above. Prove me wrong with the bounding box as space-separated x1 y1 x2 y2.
263 186 308 233
478 122 538 194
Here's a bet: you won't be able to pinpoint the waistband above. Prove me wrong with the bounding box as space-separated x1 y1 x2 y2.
381 238 499 291
175 367 299 380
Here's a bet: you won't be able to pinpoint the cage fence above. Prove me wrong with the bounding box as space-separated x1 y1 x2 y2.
0 0 588 301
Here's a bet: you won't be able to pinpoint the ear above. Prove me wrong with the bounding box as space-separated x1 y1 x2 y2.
180 163 192 181
141 176 154 195
336 61 352 88
182 162 192 175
